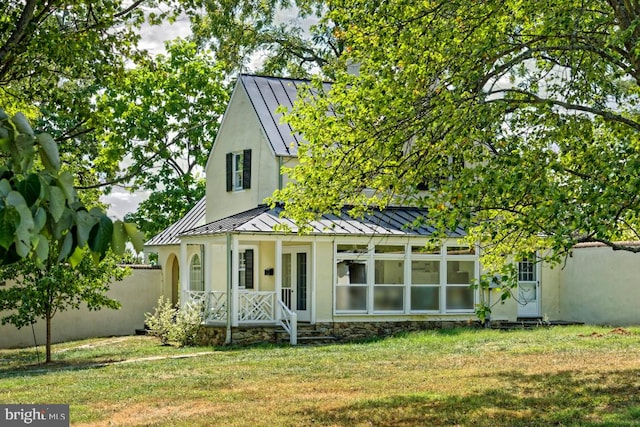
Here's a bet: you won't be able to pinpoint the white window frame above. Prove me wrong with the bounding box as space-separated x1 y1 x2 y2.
189 253 204 292
232 151 244 191
333 240 478 315
238 245 259 290
443 245 477 313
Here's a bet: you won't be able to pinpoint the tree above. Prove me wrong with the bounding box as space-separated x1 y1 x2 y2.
0 110 144 265
0 251 129 363
270 1 640 313
185 0 339 78
93 39 228 238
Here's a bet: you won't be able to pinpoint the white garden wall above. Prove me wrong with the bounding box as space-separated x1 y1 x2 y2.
0 266 163 349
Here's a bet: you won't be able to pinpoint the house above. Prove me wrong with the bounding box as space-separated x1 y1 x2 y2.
144 74 639 346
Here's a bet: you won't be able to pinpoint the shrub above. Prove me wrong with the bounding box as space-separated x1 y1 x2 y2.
145 296 203 346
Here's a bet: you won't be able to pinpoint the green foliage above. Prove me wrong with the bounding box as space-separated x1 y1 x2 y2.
0 110 144 266
95 39 229 193
145 296 202 347
0 250 130 362
185 0 337 78
96 40 226 239
272 1 640 276
125 183 206 240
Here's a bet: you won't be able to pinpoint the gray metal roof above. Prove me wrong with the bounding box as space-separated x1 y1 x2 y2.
240 74 331 157
145 197 207 246
180 205 465 238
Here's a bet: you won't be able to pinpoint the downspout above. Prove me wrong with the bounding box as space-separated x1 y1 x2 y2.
225 233 232 344
278 156 283 190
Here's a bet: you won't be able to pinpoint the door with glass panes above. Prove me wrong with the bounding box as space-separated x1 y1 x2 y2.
517 256 541 318
282 247 310 322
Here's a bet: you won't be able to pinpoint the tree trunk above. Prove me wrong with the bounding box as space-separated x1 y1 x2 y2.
45 311 52 364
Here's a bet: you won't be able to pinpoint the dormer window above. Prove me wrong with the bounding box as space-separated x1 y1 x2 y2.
226 149 252 192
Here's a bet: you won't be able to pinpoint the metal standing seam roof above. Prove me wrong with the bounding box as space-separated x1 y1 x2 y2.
240 74 331 157
180 205 465 238
145 197 207 246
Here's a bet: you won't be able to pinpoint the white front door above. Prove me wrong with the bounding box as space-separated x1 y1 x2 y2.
282 247 311 322
517 257 541 318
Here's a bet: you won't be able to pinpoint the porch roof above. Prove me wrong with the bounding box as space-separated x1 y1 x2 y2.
145 197 207 246
179 205 465 238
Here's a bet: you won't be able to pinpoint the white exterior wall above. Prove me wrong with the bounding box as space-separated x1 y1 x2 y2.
0 267 163 349
315 241 335 322
559 245 640 325
205 83 281 222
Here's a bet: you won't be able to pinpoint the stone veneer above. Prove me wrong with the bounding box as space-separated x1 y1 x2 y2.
197 320 481 347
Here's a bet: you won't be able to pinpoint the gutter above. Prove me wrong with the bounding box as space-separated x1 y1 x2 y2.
225 233 232 344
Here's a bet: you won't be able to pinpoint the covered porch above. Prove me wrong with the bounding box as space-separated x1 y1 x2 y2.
178 207 320 345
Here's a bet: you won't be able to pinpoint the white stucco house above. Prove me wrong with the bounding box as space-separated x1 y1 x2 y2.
144 74 640 345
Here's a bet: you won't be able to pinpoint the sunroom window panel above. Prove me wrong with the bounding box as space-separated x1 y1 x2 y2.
411 286 440 311
375 245 405 254
446 260 475 311
374 286 404 311
336 286 367 311
446 287 474 310
446 261 475 284
411 260 440 284
411 245 441 255
374 260 404 284
336 260 368 311
447 246 475 255
336 244 368 254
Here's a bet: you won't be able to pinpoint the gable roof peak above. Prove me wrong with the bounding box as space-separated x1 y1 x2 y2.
238 74 331 157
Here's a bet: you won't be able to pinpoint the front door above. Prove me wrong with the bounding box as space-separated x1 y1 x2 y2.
282 247 311 322
517 257 541 318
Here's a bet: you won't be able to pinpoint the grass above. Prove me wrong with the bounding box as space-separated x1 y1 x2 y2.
1 325 640 426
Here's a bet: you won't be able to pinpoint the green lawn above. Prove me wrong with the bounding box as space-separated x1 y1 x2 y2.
1 326 639 426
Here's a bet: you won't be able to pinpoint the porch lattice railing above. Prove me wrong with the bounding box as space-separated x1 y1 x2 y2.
185 291 280 324
205 291 227 322
239 291 275 322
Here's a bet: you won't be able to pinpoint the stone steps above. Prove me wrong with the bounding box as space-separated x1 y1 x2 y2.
274 324 338 345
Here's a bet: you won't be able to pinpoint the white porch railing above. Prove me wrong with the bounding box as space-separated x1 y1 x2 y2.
183 291 277 323
205 291 227 322
238 291 275 323
277 299 297 345
183 290 207 307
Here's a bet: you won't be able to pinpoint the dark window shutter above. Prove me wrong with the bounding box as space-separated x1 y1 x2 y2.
242 149 251 189
244 249 254 289
226 153 233 192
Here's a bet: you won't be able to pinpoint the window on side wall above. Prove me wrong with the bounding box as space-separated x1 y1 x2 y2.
226 149 252 192
189 254 204 292
238 249 254 289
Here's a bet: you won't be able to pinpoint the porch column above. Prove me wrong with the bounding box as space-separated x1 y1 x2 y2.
179 241 188 308
275 239 282 322
231 235 239 327
311 240 317 324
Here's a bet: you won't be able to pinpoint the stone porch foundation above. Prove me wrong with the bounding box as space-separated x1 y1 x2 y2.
197 320 482 347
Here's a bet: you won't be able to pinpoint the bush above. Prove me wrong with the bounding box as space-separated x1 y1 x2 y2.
145 296 203 346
